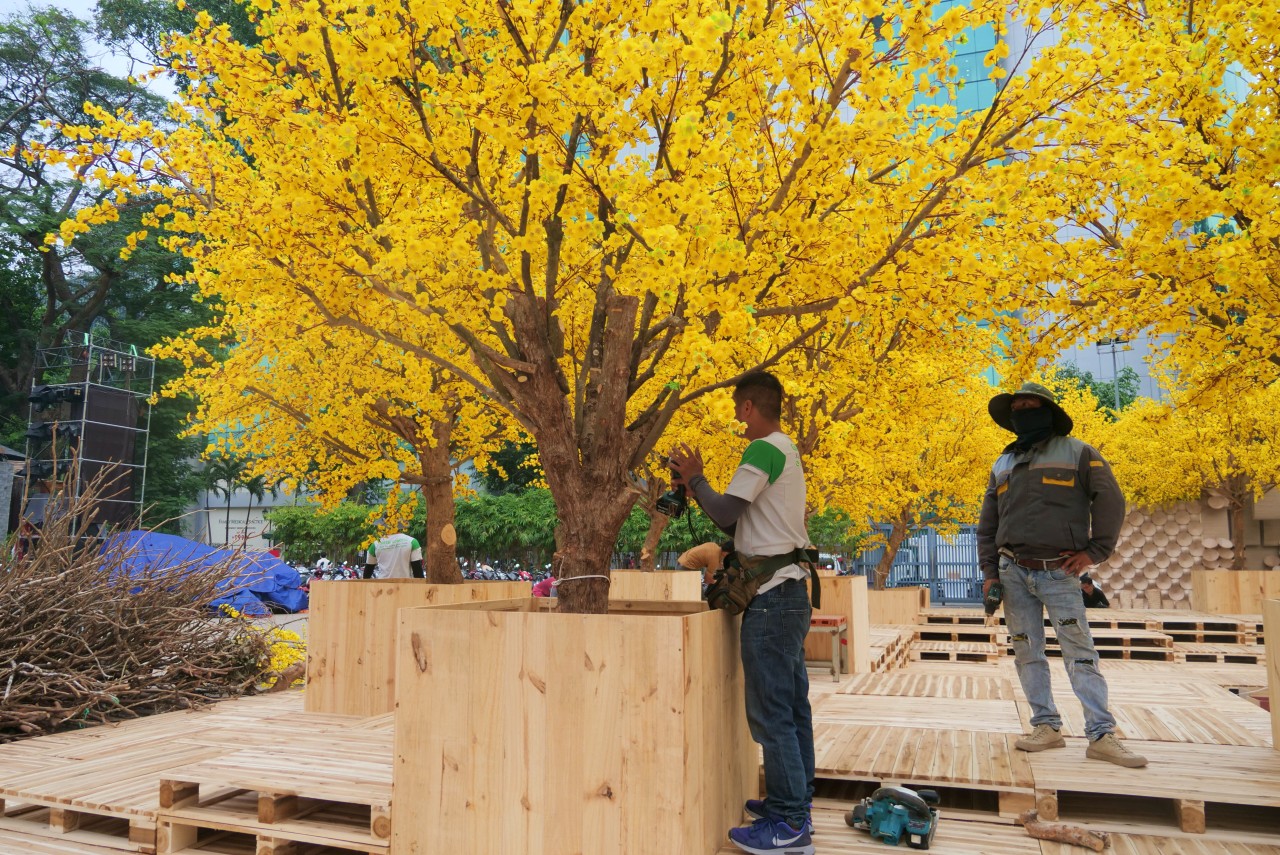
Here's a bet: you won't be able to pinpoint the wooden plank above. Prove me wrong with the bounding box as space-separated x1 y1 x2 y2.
606 570 702 601
836 672 1015 700
1267 599 1280 749
1038 832 1280 854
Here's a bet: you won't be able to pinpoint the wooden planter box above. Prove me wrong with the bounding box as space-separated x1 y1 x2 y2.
392 598 754 855
608 569 703 601
804 573 871 673
1191 569 1280 614
305 579 530 716
868 586 929 625
1266 599 1280 749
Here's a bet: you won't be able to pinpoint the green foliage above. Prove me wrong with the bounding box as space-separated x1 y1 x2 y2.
1056 362 1141 415
95 0 260 61
473 440 543 494
806 506 869 555
0 7 202 523
263 502 375 565
453 488 557 562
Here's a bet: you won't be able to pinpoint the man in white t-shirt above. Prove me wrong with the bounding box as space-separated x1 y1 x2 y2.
362 531 425 579
669 371 815 855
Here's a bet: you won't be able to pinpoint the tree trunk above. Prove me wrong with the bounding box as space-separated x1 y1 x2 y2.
549 486 636 613
419 417 463 584
639 507 669 571
871 516 911 591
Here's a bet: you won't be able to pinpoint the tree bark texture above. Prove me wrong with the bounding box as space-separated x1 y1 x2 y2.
639 507 669 572
872 515 911 591
419 417 463 584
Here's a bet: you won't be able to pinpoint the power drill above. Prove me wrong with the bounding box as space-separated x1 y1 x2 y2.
984 580 1004 616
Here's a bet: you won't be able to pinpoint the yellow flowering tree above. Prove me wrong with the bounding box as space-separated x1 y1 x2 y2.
1103 364 1280 570
45 0 1147 612
1015 1 1280 394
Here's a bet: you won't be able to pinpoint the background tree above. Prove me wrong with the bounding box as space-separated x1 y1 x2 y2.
1101 362 1280 570
0 6 210 529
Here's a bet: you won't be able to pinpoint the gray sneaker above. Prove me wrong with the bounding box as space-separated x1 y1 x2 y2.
1086 733 1148 768
1015 724 1066 752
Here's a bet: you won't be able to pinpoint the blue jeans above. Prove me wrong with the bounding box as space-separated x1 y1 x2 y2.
999 557 1116 741
740 578 814 827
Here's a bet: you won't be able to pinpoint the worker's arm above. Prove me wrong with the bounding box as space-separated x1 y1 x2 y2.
410 559 424 579
686 475 748 533
363 564 376 579
976 469 1000 582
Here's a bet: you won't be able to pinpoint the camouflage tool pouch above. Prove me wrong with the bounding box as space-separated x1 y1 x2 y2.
705 548 821 615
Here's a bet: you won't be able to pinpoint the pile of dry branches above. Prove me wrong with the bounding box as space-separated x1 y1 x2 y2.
1 488 273 742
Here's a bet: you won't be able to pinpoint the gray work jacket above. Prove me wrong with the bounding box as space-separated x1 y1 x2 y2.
976 435 1125 580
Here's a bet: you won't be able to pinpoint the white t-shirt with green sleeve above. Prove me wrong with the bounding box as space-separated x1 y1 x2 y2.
365 532 423 579
724 431 810 595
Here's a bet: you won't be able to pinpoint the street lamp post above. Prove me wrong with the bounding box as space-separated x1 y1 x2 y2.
1095 338 1127 410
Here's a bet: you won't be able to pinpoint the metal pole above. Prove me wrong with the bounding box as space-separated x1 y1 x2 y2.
1111 343 1120 410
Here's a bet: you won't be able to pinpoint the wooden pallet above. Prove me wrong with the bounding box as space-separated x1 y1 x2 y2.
910 640 1003 663
812 723 1037 817
920 607 988 626
1174 643 1267 665
914 625 1004 644
867 626 914 673
1045 645 1177 662
154 732 392 855
1027 738 1280 833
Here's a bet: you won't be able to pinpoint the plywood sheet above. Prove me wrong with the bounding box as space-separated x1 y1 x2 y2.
1039 832 1280 855
1267 599 1280 748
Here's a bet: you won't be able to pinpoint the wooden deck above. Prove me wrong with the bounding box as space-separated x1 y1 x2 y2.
0 610 1276 855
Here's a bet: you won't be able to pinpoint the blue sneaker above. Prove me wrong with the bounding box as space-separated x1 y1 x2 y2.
744 799 814 835
728 816 815 855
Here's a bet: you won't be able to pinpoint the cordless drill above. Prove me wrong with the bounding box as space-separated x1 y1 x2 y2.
984 580 1004 618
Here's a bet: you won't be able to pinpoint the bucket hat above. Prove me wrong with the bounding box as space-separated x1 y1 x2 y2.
988 382 1074 435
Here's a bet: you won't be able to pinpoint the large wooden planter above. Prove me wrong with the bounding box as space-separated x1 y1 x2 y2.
1190 569 1280 614
392 598 754 855
608 569 703 601
305 579 529 716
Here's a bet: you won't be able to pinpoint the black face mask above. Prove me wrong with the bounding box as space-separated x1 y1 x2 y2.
1009 406 1056 447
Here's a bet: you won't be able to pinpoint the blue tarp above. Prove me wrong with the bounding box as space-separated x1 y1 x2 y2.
102 531 308 614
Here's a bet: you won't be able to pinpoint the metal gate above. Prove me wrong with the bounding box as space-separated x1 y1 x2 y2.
848 524 983 605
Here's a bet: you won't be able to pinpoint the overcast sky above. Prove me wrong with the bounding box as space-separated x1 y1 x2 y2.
38 0 178 98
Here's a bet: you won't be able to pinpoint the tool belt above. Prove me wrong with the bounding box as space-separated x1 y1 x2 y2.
706 547 821 615
998 547 1066 570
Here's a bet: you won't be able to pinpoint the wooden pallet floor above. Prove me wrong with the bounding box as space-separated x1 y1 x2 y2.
0 607 1275 855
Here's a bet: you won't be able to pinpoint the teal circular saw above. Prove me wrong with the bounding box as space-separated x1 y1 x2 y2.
844 785 941 849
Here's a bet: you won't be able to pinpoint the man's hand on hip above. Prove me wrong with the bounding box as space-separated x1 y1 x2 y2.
1059 550 1093 575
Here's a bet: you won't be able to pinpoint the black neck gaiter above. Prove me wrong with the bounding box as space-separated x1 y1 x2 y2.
1010 407 1056 450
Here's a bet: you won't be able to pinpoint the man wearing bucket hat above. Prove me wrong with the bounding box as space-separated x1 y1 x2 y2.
977 382 1147 768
